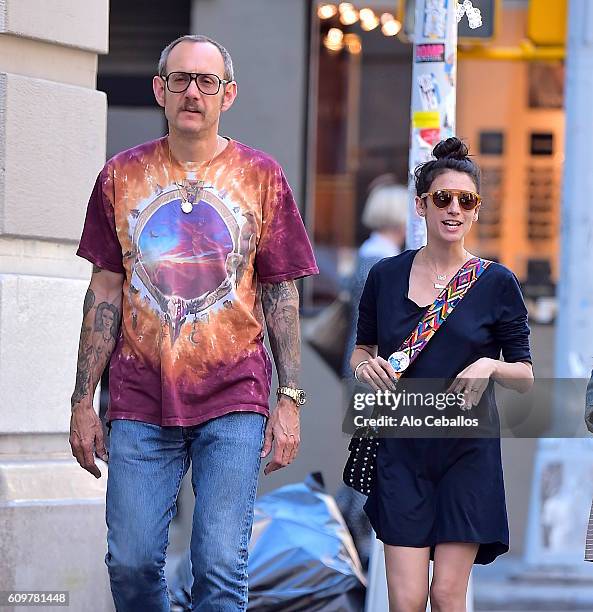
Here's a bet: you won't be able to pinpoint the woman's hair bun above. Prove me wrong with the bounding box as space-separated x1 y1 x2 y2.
415 137 480 195
432 137 469 161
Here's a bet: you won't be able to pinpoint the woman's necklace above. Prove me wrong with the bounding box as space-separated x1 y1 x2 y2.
423 248 470 290
168 136 221 214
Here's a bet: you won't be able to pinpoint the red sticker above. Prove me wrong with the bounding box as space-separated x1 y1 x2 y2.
420 128 441 146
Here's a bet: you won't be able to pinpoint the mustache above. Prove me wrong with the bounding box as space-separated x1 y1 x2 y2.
181 105 204 113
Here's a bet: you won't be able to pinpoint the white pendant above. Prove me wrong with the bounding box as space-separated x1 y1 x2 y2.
181 201 193 214
434 282 446 290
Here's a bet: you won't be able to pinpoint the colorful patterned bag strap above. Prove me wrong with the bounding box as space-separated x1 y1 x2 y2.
388 257 491 377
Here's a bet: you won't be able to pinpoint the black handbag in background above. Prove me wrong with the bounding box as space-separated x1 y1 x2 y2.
304 293 352 376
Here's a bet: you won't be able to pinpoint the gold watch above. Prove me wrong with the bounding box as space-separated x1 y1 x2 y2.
276 386 307 406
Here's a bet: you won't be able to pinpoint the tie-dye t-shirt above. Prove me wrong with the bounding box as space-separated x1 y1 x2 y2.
77 137 318 426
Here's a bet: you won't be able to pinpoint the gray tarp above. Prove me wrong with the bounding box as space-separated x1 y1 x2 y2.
169 473 366 611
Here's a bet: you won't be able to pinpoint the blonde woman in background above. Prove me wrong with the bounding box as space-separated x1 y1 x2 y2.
343 179 408 378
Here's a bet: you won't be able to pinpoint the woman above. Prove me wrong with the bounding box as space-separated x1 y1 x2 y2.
342 178 408 378
350 137 534 612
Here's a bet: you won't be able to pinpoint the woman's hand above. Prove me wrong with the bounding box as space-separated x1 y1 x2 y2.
448 357 496 411
356 356 398 392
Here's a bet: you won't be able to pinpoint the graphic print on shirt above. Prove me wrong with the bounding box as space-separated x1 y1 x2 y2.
128 184 256 345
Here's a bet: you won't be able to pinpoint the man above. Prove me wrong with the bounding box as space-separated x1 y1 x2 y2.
69 34 318 611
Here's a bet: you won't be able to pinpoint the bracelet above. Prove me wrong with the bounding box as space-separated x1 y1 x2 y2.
354 360 369 383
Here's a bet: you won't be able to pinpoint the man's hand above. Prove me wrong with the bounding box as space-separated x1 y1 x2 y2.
69 265 122 477
261 397 301 475
260 280 303 474
69 406 108 478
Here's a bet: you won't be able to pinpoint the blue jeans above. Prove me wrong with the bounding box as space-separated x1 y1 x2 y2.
105 412 266 611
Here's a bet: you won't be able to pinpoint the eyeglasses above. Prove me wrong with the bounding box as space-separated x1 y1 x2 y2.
162 72 231 95
420 189 482 210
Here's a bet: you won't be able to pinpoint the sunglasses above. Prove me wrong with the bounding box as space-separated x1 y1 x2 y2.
420 189 482 210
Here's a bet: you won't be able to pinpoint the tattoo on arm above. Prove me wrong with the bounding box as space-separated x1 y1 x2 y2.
71 323 94 407
83 288 95 318
71 287 122 409
261 281 300 388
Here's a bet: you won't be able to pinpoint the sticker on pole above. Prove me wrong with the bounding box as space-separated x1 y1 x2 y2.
412 111 441 129
423 0 447 39
416 43 446 63
419 128 441 146
417 74 441 110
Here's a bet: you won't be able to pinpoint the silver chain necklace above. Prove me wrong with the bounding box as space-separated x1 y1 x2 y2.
168 136 220 214
423 248 469 290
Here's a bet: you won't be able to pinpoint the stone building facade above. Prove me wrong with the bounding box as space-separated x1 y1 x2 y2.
0 0 113 608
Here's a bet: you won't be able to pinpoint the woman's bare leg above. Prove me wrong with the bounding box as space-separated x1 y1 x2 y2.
384 544 431 612
429 543 479 612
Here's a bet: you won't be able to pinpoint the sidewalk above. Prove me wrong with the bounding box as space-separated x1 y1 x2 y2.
474 556 593 611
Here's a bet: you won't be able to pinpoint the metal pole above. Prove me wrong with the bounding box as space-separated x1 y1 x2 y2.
554 1 593 379
524 0 593 568
406 0 459 249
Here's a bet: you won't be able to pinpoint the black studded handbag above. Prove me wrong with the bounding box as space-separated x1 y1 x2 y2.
343 413 380 495
343 257 491 495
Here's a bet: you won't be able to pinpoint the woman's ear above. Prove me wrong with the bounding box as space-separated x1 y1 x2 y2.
415 195 426 217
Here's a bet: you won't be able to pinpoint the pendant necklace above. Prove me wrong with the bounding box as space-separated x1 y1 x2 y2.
424 248 469 290
168 136 220 214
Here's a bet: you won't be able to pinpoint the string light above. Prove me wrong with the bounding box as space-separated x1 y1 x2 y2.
338 2 359 25
324 27 344 52
339 9 359 25
360 8 380 31
359 8 374 21
317 4 408 44
344 33 362 54
318 4 338 20
381 18 402 36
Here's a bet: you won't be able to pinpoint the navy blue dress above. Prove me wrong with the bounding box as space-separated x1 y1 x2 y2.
356 249 531 565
